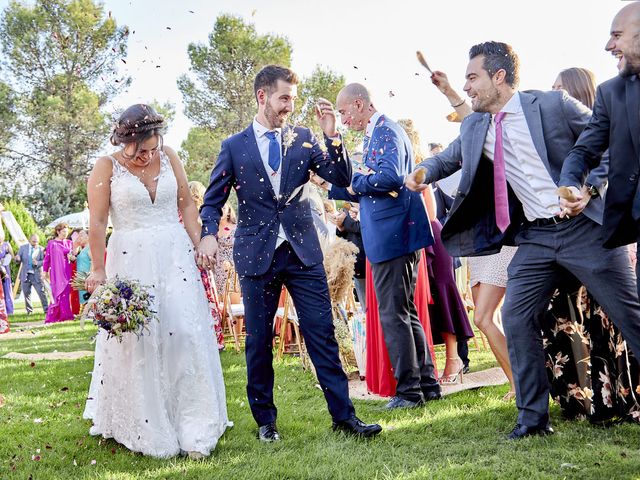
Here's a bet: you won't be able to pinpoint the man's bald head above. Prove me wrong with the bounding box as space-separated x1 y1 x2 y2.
337 83 373 105
608 1 640 77
335 83 376 132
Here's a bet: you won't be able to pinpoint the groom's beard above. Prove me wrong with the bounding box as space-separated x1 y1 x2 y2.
265 102 289 128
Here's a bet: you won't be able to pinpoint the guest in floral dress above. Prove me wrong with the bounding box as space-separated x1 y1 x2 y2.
189 181 224 349
213 204 237 299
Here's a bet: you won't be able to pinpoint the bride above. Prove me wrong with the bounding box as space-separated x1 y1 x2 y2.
83 104 230 459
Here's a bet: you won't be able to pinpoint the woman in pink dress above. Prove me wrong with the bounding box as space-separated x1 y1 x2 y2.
43 223 74 323
0 269 9 333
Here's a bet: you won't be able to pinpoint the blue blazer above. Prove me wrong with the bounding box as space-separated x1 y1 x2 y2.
200 123 352 277
330 114 434 263
420 90 607 257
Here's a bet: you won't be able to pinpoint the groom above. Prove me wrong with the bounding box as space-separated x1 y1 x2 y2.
197 65 382 442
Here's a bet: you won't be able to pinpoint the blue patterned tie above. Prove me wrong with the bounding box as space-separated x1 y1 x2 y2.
264 131 281 172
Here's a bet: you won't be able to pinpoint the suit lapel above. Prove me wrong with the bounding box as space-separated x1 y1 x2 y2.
242 124 277 200
625 76 640 159
520 92 554 178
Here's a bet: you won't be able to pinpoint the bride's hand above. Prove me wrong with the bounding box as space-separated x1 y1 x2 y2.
197 235 218 270
86 269 106 293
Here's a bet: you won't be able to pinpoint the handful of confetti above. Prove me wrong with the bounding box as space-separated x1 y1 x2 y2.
416 51 434 75
414 167 427 185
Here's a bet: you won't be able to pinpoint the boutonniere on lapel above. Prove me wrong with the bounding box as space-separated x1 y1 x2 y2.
282 128 298 157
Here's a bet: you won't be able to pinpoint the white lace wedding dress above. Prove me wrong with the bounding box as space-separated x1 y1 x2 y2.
83 152 230 458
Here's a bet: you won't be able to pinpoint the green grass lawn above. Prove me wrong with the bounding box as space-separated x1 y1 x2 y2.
1 316 639 479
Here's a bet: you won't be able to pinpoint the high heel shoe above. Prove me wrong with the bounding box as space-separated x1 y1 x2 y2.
439 357 464 385
502 390 516 402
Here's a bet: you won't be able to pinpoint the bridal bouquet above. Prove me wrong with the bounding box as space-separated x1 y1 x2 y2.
82 276 157 341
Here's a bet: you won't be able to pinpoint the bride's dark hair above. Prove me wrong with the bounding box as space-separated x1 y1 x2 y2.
110 104 166 160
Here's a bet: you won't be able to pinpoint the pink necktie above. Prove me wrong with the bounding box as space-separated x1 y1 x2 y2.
493 112 510 233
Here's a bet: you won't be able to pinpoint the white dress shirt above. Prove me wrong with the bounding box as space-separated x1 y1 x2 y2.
482 92 559 221
252 117 288 246
365 111 383 140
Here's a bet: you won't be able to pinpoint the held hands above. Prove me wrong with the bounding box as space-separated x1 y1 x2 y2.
309 172 330 191
196 235 218 270
557 185 590 218
315 97 339 138
405 167 429 192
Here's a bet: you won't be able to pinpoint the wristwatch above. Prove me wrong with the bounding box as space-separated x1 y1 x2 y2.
585 183 599 198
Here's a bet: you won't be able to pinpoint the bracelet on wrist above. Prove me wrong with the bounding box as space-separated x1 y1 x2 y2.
450 99 465 108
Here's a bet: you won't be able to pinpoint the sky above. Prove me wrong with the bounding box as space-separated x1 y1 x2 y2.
0 0 628 156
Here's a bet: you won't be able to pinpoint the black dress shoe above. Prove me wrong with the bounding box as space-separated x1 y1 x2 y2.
258 422 281 442
422 390 443 403
332 416 382 438
507 423 554 440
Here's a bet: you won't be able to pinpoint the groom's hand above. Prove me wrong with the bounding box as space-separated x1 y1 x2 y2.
315 97 339 138
197 235 218 270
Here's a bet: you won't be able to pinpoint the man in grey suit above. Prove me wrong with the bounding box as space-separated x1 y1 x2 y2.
14 234 48 314
405 41 640 439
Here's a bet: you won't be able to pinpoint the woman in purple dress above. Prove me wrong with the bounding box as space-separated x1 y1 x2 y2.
0 230 14 315
43 223 74 323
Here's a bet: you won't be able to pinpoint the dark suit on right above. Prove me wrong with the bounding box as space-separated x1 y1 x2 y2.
561 74 640 298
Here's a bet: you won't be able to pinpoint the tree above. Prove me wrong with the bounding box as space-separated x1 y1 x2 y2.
0 199 45 281
26 174 86 227
0 81 16 150
0 0 130 188
148 99 176 129
180 127 225 185
178 14 292 136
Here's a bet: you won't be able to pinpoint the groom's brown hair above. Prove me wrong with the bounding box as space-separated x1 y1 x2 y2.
254 65 299 100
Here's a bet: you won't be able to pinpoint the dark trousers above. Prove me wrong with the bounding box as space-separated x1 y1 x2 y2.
370 250 440 402
22 272 48 313
636 239 640 301
503 214 640 427
239 242 355 427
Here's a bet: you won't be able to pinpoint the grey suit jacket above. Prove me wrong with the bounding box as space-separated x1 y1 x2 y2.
419 90 606 257
16 244 45 283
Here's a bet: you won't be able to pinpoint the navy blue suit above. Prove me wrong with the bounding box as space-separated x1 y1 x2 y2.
331 114 440 402
201 123 355 426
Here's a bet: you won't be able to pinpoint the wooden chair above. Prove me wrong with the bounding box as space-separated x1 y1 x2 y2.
221 267 244 352
274 288 307 368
